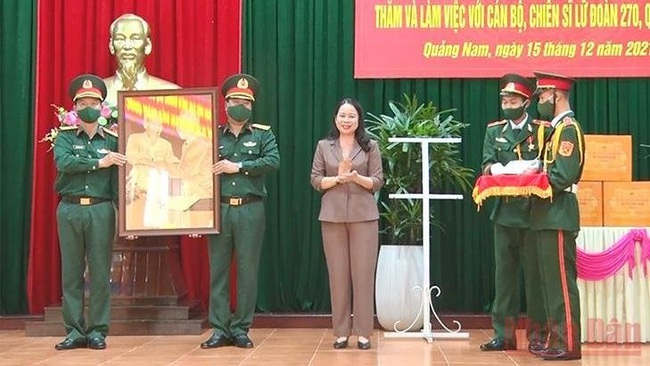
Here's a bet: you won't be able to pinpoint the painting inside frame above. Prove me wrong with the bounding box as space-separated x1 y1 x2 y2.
117 88 220 236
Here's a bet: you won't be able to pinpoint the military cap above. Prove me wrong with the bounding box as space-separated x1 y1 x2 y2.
221 73 259 101
68 74 107 102
499 73 533 99
534 71 575 93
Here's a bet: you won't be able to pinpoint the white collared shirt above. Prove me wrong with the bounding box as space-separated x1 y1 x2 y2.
551 110 573 128
509 113 529 130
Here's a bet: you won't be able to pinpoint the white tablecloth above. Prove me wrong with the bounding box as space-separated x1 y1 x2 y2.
577 227 650 343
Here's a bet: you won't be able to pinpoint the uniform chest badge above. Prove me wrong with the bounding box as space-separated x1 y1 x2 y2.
243 141 257 147
526 136 535 151
73 145 85 150
495 137 507 143
97 148 110 154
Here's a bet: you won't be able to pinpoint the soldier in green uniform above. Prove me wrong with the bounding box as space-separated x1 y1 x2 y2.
530 72 584 361
479 74 549 353
201 74 280 349
53 74 127 350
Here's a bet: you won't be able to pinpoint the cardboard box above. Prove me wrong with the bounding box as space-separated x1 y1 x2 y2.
603 182 650 226
577 181 603 227
581 135 632 182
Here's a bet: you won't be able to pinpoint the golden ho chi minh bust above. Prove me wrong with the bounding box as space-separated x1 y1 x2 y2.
103 13 180 105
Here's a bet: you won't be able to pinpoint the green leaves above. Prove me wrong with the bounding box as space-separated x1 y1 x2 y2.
366 94 474 245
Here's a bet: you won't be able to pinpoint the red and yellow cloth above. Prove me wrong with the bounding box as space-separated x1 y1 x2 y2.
472 173 552 207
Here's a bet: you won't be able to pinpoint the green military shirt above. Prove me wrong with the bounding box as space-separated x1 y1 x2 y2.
53 126 118 200
218 123 280 197
530 111 585 231
481 114 550 228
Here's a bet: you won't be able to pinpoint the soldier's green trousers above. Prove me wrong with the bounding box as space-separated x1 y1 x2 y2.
536 229 581 352
207 201 265 337
491 224 547 343
56 201 114 341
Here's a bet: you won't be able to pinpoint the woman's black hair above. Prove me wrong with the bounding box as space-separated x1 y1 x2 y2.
327 97 371 152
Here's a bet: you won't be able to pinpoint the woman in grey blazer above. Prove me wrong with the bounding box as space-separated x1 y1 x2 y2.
310 98 384 350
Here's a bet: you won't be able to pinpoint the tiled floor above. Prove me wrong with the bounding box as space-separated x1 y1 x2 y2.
0 328 648 365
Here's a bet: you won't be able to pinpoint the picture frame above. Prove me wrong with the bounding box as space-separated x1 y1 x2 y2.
117 87 220 236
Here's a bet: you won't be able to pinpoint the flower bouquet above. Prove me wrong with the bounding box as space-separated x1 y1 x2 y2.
40 102 118 150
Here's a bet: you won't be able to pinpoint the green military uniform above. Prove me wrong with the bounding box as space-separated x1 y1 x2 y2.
530 72 584 360
531 114 585 353
54 75 118 344
482 117 550 345
480 74 549 350
206 74 280 343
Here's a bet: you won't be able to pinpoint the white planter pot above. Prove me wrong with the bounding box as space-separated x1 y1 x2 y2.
375 245 424 331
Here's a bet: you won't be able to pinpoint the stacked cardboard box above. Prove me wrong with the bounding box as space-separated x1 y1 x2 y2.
575 135 650 227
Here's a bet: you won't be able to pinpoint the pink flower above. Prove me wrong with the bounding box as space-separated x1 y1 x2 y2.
109 123 118 132
64 111 79 126
101 105 111 118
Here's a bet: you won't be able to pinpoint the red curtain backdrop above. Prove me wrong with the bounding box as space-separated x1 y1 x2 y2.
28 0 241 314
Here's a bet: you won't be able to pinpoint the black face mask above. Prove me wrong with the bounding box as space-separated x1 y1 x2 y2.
537 92 556 120
502 101 528 121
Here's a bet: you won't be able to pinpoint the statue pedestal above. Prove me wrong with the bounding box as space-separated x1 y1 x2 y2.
104 236 203 335
110 236 187 304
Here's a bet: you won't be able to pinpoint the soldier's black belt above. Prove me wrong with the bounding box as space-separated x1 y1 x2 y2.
61 196 111 206
221 195 262 206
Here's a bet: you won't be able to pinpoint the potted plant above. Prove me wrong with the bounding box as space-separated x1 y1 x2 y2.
366 94 473 331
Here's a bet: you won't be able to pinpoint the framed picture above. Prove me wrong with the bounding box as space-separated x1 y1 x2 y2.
117 88 220 236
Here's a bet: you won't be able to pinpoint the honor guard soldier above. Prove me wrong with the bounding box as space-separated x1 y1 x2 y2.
480 73 550 354
202 74 280 349
53 74 127 350
530 71 584 361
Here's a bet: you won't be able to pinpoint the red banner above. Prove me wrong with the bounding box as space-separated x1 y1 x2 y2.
355 0 650 78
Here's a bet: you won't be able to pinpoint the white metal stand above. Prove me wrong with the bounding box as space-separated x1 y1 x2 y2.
383 137 470 342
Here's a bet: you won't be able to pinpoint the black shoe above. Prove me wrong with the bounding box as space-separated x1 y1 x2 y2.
200 333 232 349
540 348 581 361
232 334 254 348
54 338 87 350
87 337 106 350
528 340 546 355
357 340 371 350
333 338 348 349
480 338 516 351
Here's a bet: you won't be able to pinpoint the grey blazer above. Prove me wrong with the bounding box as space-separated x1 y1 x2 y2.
310 138 384 222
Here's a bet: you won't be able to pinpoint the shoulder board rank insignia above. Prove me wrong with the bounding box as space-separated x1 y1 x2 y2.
251 123 271 130
561 117 576 127
59 125 78 131
103 128 118 137
486 120 507 127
